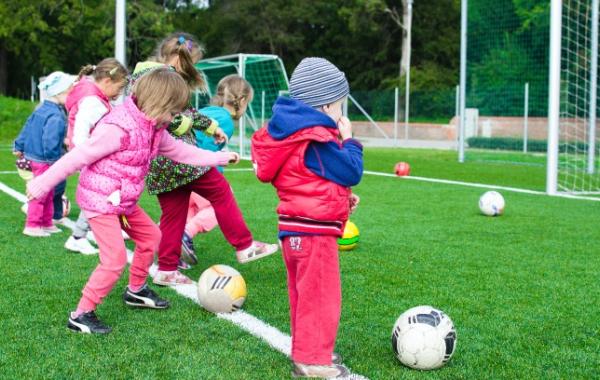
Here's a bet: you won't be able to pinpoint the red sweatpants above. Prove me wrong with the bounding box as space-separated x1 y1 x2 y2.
76 205 160 312
156 168 253 271
281 235 342 365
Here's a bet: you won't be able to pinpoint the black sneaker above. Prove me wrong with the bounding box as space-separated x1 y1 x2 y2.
123 285 169 309
67 311 112 334
181 232 198 265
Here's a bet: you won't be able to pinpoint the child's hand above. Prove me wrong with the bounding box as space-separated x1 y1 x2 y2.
213 127 228 145
338 116 352 140
227 152 240 165
13 151 23 158
349 193 360 214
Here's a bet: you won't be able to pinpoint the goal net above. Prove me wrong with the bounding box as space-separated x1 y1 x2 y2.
195 54 289 158
556 0 600 194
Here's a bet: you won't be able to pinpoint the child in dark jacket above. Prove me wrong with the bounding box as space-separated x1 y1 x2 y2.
251 57 363 379
14 71 76 237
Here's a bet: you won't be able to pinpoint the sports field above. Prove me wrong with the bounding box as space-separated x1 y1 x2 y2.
1 145 599 379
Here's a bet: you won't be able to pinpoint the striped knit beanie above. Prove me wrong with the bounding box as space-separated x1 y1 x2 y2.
289 57 349 108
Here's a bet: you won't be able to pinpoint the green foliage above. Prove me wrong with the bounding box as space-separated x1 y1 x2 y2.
0 96 35 146
467 0 550 117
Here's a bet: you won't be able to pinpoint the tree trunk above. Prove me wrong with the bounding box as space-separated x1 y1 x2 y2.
399 0 411 79
0 40 7 95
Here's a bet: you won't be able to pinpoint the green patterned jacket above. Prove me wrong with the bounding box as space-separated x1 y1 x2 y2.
126 61 218 194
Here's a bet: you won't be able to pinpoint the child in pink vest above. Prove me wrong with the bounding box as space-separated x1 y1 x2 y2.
63 58 128 256
27 68 239 334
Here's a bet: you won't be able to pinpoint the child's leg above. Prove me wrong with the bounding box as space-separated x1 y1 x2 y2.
120 205 161 291
189 168 253 251
52 180 66 220
186 193 218 237
281 235 341 365
72 211 91 238
27 162 52 228
75 214 128 314
156 186 192 272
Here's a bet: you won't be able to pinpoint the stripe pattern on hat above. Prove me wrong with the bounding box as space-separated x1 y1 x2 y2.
289 57 349 108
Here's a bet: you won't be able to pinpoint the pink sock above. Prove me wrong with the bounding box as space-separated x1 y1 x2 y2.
128 284 143 293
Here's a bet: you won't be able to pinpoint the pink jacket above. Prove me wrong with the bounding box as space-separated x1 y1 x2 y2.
28 96 232 216
64 77 111 150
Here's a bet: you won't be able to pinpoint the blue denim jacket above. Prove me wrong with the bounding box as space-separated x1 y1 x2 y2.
13 100 67 164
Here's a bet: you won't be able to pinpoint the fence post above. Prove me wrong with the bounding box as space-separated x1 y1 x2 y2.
458 0 468 163
261 91 265 128
523 82 529 153
587 0 599 174
30 76 35 102
394 87 399 145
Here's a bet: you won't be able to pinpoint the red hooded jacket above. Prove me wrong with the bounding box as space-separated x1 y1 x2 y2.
252 125 350 236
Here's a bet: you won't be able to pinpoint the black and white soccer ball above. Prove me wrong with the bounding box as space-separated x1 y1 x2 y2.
391 305 457 370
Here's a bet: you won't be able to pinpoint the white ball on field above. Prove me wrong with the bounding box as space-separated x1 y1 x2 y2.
197 264 247 313
391 305 457 370
478 190 505 216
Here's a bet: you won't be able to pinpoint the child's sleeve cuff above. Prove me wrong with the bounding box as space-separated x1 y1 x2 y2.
204 119 219 135
172 115 193 136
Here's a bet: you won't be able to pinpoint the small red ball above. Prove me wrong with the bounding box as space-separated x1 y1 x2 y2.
394 162 410 176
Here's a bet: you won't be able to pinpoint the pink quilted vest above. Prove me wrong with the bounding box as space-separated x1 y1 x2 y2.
65 77 111 150
76 96 163 215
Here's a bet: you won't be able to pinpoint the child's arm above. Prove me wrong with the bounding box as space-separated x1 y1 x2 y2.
158 131 238 167
304 139 363 187
27 124 124 200
13 114 33 153
171 108 227 144
72 97 108 147
305 116 363 187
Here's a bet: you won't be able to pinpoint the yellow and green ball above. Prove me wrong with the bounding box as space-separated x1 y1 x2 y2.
338 221 359 251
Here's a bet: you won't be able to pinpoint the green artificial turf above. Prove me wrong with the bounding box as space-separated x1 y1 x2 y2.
0 145 599 379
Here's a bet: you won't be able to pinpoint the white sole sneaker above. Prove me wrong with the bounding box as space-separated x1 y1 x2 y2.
65 235 98 255
23 227 50 237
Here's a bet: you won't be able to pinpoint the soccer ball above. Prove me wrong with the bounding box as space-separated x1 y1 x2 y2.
197 265 247 313
338 221 359 251
391 305 457 370
478 191 505 216
394 162 411 176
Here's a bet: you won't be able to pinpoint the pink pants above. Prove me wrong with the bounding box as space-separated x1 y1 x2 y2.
26 162 54 228
185 193 218 237
281 235 342 365
157 168 253 272
76 205 160 312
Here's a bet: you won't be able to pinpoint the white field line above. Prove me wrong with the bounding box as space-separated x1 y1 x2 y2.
362 170 600 202
231 163 600 202
0 180 368 380
0 171 18 174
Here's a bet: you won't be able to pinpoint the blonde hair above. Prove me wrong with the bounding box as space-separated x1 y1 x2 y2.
212 75 254 120
152 32 205 90
132 68 189 121
78 58 128 84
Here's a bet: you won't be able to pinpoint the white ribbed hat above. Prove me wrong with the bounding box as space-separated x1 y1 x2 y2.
38 71 76 97
289 57 349 108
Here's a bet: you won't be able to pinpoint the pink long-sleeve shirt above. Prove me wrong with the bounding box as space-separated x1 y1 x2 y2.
28 123 231 217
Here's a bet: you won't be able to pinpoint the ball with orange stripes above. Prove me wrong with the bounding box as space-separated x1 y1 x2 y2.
197 265 247 313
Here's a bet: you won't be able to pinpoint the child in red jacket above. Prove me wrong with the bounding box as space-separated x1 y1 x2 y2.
251 57 363 378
